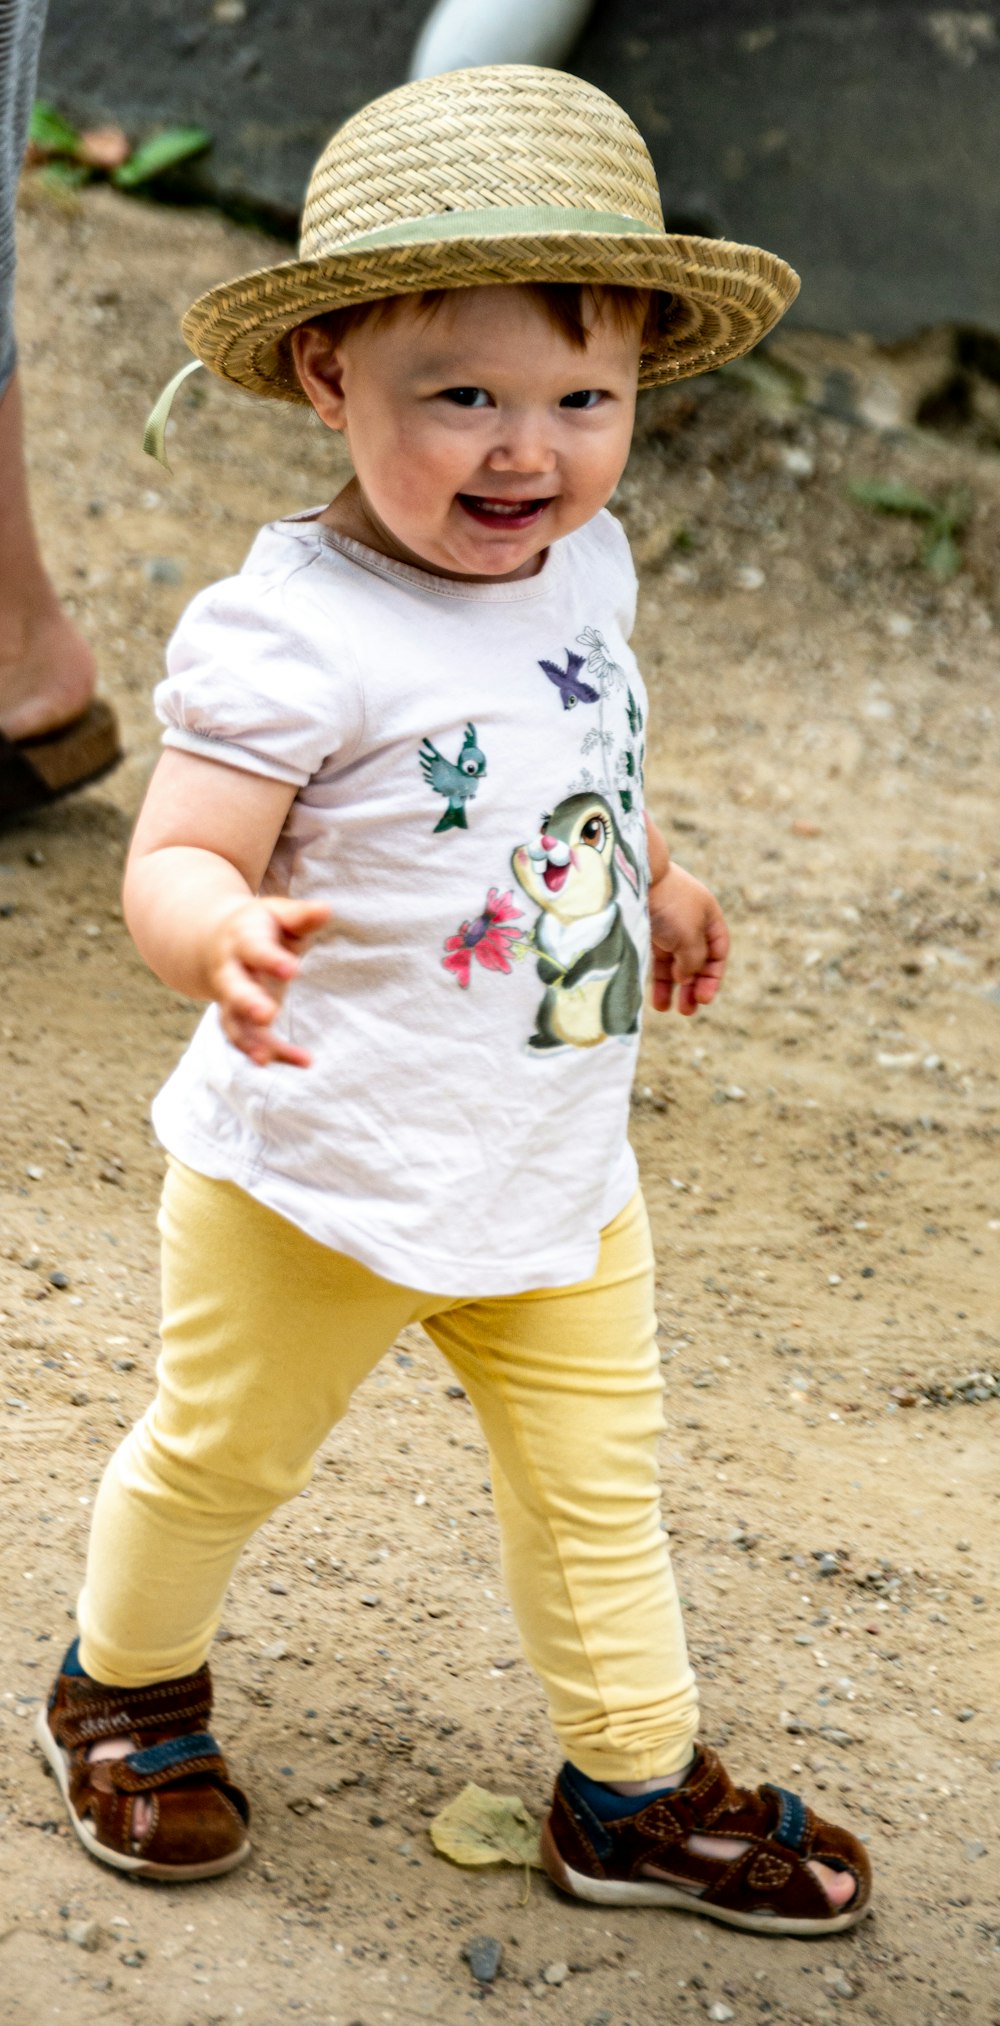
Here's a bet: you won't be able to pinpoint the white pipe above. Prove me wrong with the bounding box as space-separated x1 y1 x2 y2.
409 0 597 79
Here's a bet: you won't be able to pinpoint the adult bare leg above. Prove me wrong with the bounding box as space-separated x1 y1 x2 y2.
0 369 96 740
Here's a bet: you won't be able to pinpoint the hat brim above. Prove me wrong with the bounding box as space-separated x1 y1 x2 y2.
181 230 799 400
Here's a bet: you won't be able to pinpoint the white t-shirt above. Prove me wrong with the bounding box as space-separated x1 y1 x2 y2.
151 508 651 1295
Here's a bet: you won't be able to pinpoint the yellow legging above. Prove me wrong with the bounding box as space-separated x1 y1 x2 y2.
78 1158 698 1780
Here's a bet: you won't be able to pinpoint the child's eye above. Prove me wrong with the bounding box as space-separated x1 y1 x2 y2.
560 389 605 410
441 387 491 408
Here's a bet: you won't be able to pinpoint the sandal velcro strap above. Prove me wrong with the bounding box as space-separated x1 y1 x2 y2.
763 1783 810 1852
111 1732 228 1792
57 1667 213 1751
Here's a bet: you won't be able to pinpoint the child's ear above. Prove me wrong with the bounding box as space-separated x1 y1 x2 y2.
290 324 348 430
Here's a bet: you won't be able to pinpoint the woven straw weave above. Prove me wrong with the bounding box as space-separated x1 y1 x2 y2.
182 66 798 399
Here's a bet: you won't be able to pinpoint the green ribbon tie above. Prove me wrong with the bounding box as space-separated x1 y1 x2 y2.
143 357 204 470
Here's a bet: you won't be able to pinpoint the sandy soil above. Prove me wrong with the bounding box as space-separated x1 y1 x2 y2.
1 186 998 2026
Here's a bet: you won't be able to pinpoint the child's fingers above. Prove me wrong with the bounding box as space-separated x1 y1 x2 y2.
266 897 331 948
216 958 279 1026
221 1005 313 1068
229 918 300 981
650 947 675 1013
676 972 720 1016
704 911 731 970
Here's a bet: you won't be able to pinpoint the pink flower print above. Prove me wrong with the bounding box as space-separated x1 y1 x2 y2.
443 887 524 988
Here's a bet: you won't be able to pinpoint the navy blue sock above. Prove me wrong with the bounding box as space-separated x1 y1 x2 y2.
562 1760 690 1819
61 1637 88 1677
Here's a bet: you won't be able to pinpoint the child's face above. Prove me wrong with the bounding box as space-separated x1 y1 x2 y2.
293 285 643 581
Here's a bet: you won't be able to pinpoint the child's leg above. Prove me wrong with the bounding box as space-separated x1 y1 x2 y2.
424 1191 869 1931
424 1187 697 1781
78 1158 439 1686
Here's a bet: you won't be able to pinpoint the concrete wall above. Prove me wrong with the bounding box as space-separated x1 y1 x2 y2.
39 0 1000 335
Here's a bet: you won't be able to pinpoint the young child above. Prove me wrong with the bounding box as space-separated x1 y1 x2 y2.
38 65 870 1932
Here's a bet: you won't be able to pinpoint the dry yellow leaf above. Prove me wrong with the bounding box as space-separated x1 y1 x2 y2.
429 1782 543 1870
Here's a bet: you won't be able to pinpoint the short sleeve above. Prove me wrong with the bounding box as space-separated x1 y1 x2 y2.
598 509 639 641
155 568 364 788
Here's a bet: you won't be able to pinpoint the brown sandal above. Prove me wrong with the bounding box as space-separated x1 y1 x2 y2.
542 1744 872 1935
36 1640 250 1881
0 699 122 821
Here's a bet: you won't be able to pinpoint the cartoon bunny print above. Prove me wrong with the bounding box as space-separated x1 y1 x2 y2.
512 791 643 1050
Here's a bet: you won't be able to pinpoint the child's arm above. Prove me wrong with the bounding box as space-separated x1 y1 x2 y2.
124 750 330 1068
644 812 729 1017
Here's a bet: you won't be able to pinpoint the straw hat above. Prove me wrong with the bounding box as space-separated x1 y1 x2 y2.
182 65 799 399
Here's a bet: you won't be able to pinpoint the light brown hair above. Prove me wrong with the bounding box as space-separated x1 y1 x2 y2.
303 282 667 358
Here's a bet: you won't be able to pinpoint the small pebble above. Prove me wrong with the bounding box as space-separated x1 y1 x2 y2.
268 1580 288 1595
542 1961 569 1986
360 1592 381 1608
445 1383 466 1399
734 564 765 591
956 1708 976 1723
463 1935 503 1985
708 2005 735 2023
120 1950 146 1967
70 1389 90 1407
48 1270 70 1289
143 556 184 585
963 1841 987 1861
66 1918 101 1952
824 1968 854 1998
261 1638 288 1660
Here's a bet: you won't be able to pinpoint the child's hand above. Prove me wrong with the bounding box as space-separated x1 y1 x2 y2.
208 897 330 1067
648 862 729 1016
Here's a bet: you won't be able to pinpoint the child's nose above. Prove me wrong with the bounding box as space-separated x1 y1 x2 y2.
485 421 557 476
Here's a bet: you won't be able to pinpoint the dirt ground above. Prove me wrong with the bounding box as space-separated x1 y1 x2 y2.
1 186 998 2026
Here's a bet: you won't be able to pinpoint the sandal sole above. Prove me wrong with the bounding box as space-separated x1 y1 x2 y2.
1 700 122 819
34 1707 252 1882
541 1820 870 1936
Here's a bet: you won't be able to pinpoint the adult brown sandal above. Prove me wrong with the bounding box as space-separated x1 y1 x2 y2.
0 699 122 822
542 1744 872 1936
35 1639 250 1881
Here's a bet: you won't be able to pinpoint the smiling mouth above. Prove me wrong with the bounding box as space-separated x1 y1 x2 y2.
543 861 570 893
457 495 554 529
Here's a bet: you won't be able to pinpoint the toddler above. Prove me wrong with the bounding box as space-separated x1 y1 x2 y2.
39 65 870 1933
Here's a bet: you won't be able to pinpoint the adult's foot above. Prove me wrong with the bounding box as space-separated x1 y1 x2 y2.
0 603 98 742
0 368 98 743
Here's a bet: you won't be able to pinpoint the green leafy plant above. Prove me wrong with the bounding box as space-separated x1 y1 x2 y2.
29 101 81 154
111 127 212 188
847 477 972 580
26 100 211 194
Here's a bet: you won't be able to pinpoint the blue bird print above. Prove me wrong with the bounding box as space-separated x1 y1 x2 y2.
419 722 487 832
538 648 600 710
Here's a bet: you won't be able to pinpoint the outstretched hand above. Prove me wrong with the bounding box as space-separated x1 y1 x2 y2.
207 896 330 1066
648 862 729 1016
